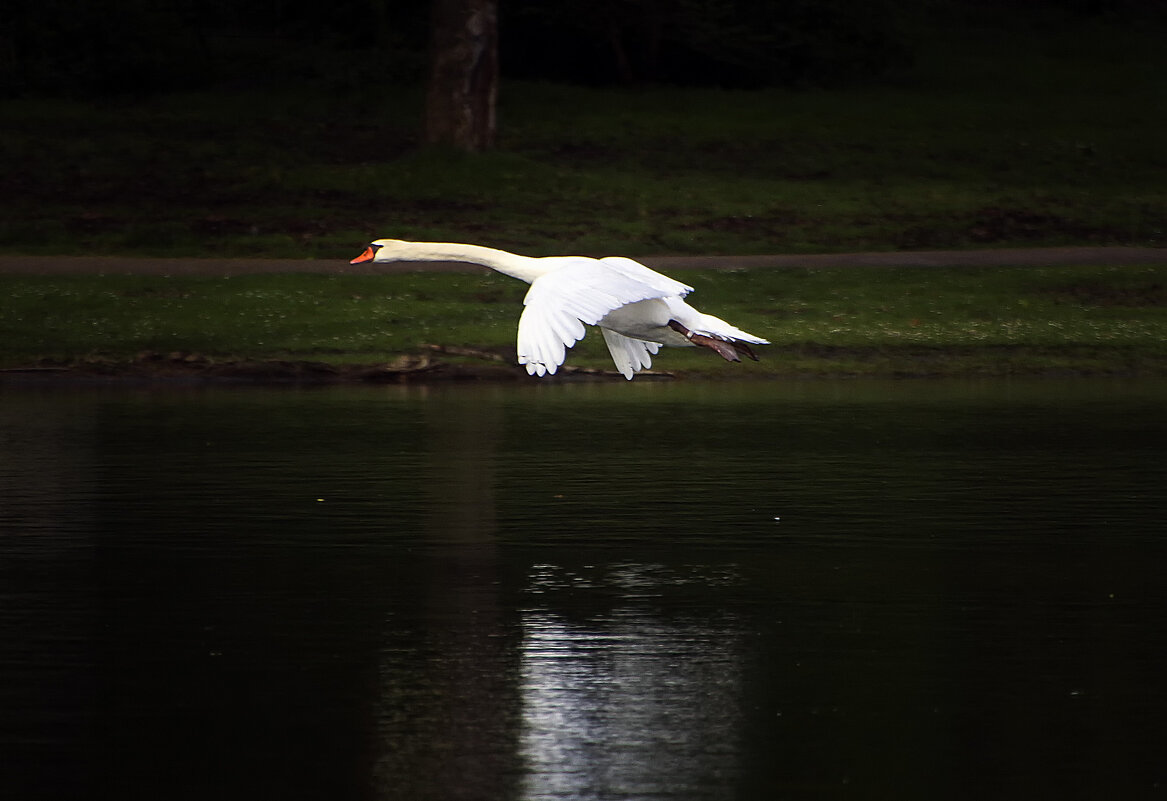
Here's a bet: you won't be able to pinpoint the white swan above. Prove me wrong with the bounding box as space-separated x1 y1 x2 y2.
351 239 769 380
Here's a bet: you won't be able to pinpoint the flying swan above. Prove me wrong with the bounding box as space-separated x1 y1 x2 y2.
351 239 769 380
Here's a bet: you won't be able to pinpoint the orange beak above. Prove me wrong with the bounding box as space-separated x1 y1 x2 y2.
350 246 377 264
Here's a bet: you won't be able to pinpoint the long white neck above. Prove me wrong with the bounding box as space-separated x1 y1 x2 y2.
374 240 548 284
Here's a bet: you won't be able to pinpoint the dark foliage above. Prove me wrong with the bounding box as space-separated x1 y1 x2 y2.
0 0 430 96
500 0 912 87
1 0 1162 96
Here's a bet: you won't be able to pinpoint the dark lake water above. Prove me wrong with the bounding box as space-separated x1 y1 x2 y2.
2 378 1165 800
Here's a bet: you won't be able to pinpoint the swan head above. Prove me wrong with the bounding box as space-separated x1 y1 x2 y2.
350 239 406 264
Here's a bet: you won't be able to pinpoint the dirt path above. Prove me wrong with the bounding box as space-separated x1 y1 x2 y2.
2 246 1165 275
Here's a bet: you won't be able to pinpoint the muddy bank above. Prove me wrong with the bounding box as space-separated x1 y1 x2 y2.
0 350 661 385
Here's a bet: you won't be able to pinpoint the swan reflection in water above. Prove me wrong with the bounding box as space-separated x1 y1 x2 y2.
519 563 745 800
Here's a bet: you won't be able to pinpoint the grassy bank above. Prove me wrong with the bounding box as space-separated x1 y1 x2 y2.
1 18 1164 260
3 264 1165 380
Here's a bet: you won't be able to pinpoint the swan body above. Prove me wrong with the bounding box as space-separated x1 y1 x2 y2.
351 239 768 379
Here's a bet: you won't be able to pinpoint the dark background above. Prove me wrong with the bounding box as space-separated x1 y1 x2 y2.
4 0 1164 97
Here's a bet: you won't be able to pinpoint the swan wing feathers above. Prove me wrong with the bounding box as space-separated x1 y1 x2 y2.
517 257 683 376
598 256 693 297
601 328 661 380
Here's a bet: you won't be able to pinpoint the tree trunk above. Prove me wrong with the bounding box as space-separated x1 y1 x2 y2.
424 0 498 152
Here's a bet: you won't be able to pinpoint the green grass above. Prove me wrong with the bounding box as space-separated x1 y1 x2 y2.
0 17 1164 259
3 264 1165 378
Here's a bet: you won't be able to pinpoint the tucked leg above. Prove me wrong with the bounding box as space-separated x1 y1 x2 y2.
668 320 752 363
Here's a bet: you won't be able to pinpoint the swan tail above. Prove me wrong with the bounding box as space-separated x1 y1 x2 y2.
693 316 766 361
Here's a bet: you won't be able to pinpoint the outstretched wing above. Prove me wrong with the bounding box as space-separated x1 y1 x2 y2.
598 256 693 297
517 257 684 376
601 328 661 380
